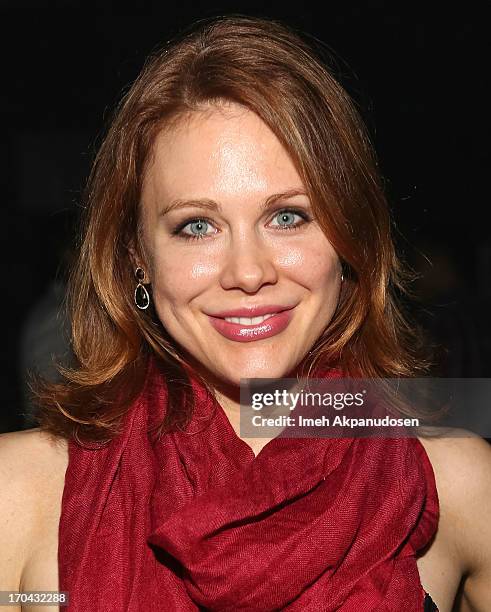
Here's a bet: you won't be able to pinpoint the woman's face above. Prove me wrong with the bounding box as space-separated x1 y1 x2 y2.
140 102 341 387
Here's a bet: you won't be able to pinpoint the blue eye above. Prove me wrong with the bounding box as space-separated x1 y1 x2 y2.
271 210 305 229
179 219 213 240
171 207 310 242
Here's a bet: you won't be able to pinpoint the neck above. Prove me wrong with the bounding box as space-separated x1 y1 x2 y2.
177 348 317 437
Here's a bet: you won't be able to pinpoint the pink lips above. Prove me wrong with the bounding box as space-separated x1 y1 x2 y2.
210 304 293 318
208 308 294 342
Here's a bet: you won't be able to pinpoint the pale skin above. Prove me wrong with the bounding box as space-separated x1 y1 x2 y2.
1 102 490 611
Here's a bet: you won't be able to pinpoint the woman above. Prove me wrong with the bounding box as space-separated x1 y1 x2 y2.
1 15 490 612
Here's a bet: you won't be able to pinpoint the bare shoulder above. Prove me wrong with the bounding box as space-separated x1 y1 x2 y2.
0 428 68 589
417 430 491 610
0 426 69 459
0 428 69 501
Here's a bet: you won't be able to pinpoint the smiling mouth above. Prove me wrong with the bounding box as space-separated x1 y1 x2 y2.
207 308 295 342
219 313 277 325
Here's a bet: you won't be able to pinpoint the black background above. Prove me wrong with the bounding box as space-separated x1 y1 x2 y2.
2 4 490 432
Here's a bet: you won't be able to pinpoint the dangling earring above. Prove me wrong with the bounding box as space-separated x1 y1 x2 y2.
134 267 150 310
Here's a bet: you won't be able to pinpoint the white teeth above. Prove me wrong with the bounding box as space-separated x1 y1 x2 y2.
224 313 276 325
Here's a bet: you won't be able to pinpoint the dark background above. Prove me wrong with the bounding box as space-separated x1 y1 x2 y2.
2 5 490 433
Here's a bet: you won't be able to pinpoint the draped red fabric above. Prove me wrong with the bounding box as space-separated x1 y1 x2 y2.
58 359 439 610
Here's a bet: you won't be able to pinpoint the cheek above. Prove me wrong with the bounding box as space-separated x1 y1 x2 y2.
277 239 340 289
311 251 340 290
150 246 220 306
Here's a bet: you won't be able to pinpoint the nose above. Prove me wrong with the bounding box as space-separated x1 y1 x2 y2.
219 231 278 293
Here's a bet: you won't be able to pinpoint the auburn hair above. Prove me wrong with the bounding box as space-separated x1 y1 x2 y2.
32 14 432 444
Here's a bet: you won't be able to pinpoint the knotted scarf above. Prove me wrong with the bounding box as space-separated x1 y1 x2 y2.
58 358 439 610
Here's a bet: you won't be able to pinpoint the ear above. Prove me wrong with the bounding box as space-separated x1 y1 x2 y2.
127 242 138 270
126 241 152 284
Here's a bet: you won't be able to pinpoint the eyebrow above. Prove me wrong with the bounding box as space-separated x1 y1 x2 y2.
160 188 310 216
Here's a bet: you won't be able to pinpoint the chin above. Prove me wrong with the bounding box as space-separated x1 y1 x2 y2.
214 362 293 386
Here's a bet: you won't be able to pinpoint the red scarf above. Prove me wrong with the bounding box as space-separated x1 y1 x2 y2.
59 359 439 610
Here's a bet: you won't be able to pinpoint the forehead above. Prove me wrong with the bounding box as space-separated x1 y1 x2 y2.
142 102 304 205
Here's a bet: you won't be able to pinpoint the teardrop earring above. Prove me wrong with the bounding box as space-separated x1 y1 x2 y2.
134 267 150 310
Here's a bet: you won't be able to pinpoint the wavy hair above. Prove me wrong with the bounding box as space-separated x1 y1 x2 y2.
32 14 432 444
